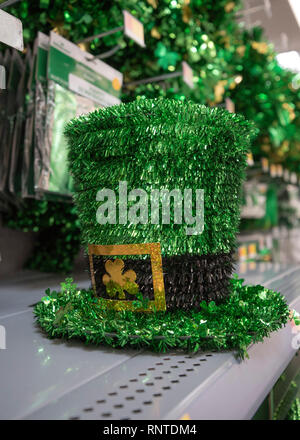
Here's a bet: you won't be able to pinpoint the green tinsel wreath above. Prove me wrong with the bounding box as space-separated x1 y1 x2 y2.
34 276 290 359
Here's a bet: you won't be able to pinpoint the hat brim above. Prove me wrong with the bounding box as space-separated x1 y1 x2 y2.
35 276 290 359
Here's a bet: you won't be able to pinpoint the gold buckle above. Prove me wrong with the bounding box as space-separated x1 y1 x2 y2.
88 243 166 312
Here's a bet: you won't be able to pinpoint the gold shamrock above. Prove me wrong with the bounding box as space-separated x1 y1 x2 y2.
102 259 139 299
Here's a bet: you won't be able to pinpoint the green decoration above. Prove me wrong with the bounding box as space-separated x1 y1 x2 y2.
154 42 181 70
45 83 76 195
65 98 257 257
5 1 299 171
3 199 81 273
63 98 257 309
34 276 289 359
286 399 300 420
33 97 289 353
1 0 300 273
42 82 96 195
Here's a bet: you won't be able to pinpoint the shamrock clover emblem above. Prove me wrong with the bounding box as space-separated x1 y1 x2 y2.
102 259 139 299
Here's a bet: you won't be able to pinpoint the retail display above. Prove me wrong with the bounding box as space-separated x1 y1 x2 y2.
34 99 290 357
1 0 300 274
0 30 123 203
0 0 299 422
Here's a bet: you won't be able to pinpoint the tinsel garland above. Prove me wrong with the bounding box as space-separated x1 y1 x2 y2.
34 276 290 359
3 199 81 273
65 99 257 257
7 1 300 172
286 398 300 421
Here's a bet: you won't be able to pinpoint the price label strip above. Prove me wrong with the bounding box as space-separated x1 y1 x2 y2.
48 31 123 107
0 9 23 51
225 97 235 113
123 10 145 48
182 61 194 89
0 65 5 89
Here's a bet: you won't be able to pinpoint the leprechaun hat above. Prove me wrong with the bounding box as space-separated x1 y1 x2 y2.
64 98 257 311
34 99 290 356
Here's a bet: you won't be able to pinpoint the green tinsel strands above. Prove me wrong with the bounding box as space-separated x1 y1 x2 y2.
3 199 81 272
286 398 300 420
64 98 258 307
7 0 300 170
65 98 257 256
34 276 290 359
2 0 300 273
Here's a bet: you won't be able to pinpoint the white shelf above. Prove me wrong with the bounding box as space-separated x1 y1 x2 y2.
0 263 299 420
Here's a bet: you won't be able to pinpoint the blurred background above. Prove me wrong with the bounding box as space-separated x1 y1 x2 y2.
0 0 300 277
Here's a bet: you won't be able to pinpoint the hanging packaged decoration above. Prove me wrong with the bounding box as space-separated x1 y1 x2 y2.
241 180 267 219
0 27 123 205
0 9 23 51
32 32 49 197
21 39 36 198
35 31 123 198
8 47 32 195
0 46 32 205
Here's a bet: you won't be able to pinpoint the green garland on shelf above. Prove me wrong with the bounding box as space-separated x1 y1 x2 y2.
5 0 300 169
34 276 290 358
3 199 81 272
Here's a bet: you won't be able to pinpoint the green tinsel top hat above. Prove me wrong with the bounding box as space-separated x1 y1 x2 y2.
34 99 289 356
65 98 257 310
